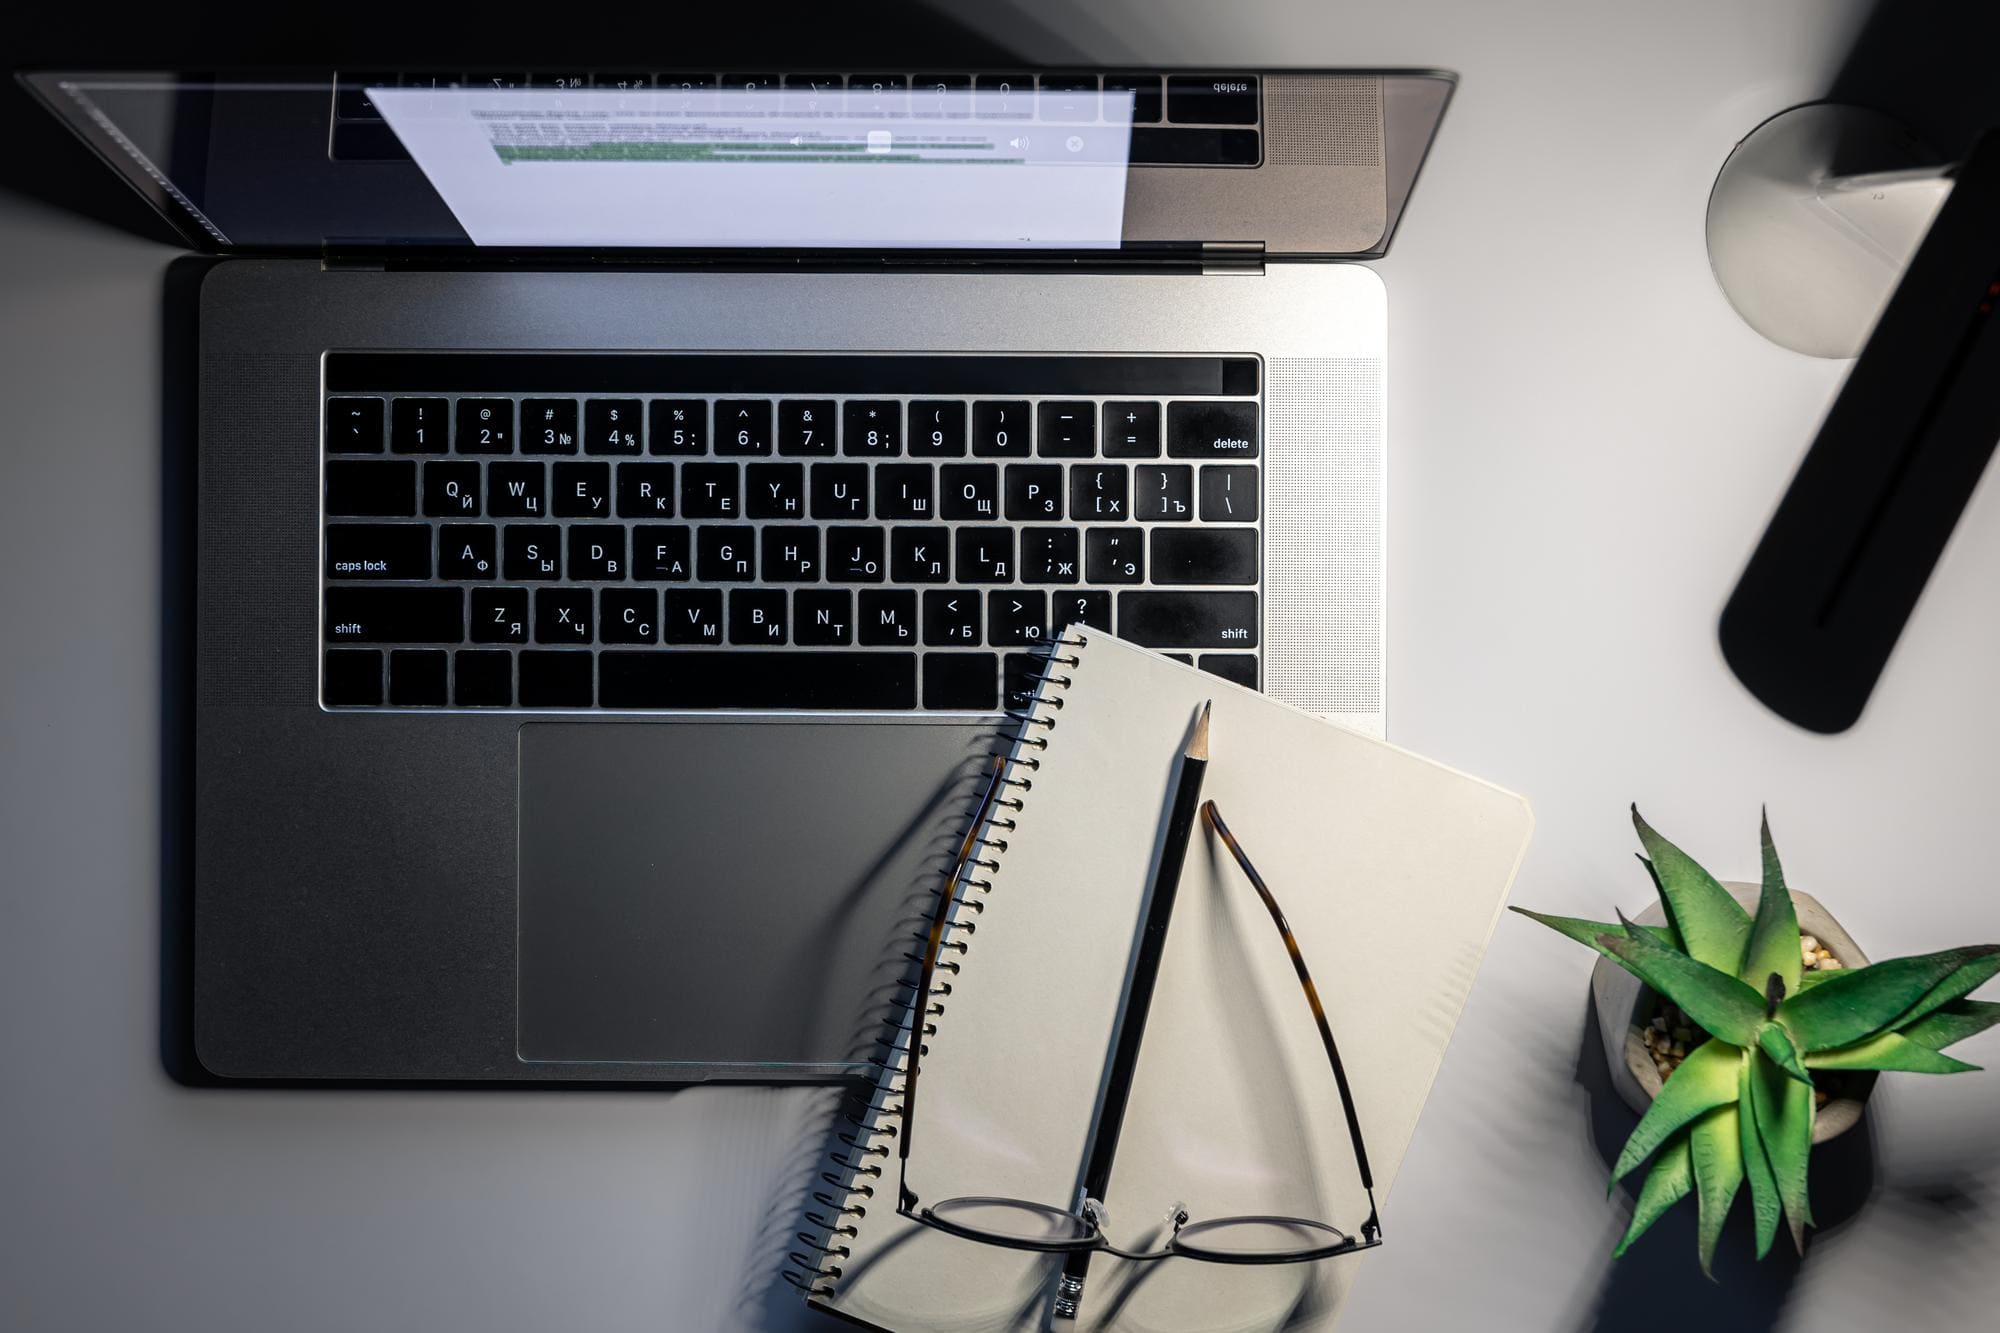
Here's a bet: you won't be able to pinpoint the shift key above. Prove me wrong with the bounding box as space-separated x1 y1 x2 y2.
326 587 463 642
1118 591 1257 649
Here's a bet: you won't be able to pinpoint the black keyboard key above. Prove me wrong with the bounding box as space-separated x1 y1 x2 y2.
890 526 951 583
1037 402 1096 457
908 401 967 456
989 591 1050 645
778 400 837 456
1118 591 1258 649
1037 75 1097 122
761 525 821 581
1151 529 1259 585
633 525 692 580
470 587 529 642
1199 465 1259 521
552 461 612 518
875 464 935 520
1021 528 1081 584
521 399 579 454
650 399 708 455
457 398 515 454
795 590 853 645
391 398 448 454
696 526 757 581
730 589 789 645
784 74 844 115
334 75 392 120
843 401 901 456
423 461 482 516
664 588 725 644
618 463 677 518
327 398 384 453
568 525 626 580
715 400 774 456
681 462 741 518
326 586 464 643
323 648 383 705
1166 75 1259 125
1004 651 1050 708
326 460 416 516
828 527 886 582
389 649 448 706
720 73 782 109
439 524 497 579
1136 464 1193 521
1070 464 1130 520
859 590 919 646
600 589 659 644
584 398 644 455
502 524 562 579
972 400 1032 457
955 528 1015 583
519 651 593 707
849 73 909 116
1102 401 1161 457
911 74 973 117
745 463 806 519
975 73 1035 119
1102 74 1162 124
925 652 999 710
1167 401 1259 459
534 588 593 644
924 589 982 645
488 462 547 518
453 649 512 706
1129 127 1260 166
1004 464 1064 520
326 523 432 579
811 463 870 519
656 74 716 112
598 651 916 709
1199 653 1259 689
939 463 1000 520
1052 589 1114 635
1085 527 1146 583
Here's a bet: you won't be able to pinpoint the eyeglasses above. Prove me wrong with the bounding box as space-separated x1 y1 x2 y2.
889 757 1380 1303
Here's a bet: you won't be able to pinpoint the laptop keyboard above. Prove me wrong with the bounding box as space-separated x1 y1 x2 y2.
321 353 1261 712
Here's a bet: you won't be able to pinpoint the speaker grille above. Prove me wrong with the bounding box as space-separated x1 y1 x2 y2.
1263 357 1384 728
1265 76 1384 167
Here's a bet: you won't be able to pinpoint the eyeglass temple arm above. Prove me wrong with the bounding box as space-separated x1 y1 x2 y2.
899 754 1010 1211
1202 801 1381 1235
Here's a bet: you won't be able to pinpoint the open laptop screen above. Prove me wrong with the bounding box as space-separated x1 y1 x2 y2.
20 70 1453 258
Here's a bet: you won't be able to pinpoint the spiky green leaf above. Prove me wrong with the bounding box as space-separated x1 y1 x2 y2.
1598 919 1766 1048
1756 1021 1814 1085
1689 1104 1744 1279
1778 946 2000 1052
1805 1030 1980 1074
1738 1057 1781 1259
1613 1129 1693 1258
1630 807 1751 973
1634 855 1687 953
1740 811 1801 994
1893 953 2000 1032
1748 1050 1814 1252
1611 1038 1742 1183
1508 908 1677 962
1899 1000 2000 1051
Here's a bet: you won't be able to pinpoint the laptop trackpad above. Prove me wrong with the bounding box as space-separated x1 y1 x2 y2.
516 720 989 1071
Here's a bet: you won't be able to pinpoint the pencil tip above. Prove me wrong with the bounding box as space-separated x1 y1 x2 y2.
1189 700 1212 760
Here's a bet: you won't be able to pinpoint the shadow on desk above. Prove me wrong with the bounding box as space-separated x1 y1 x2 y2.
1566 995 1877 1333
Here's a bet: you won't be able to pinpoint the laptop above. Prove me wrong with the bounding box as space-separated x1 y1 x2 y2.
25 67 1451 1083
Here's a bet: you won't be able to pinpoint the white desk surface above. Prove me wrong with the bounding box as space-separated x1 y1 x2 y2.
6 2 1999 1328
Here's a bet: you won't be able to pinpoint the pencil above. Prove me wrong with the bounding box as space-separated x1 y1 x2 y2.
1057 699 1211 1319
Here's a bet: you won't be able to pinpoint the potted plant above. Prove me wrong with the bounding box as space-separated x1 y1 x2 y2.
1514 807 2000 1275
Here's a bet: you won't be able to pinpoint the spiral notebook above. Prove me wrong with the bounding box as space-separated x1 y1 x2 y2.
788 632 1533 1332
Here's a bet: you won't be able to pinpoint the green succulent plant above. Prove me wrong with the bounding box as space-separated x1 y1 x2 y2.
1514 807 2000 1276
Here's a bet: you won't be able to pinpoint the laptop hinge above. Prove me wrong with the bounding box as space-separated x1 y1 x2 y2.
1200 242 1266 275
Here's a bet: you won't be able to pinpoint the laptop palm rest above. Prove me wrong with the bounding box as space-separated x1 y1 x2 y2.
515 720 989 1073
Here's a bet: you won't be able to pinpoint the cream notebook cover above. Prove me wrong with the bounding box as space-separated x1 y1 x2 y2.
793 633 1532 1332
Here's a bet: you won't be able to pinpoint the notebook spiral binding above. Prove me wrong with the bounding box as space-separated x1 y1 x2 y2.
782 635 1088 1301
